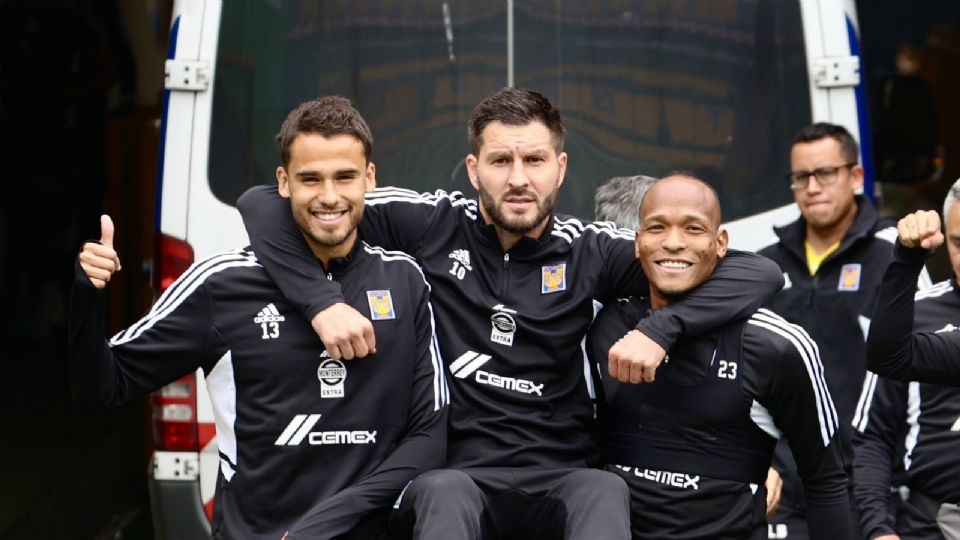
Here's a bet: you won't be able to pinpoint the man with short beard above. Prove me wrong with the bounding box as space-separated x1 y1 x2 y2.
237 88 783 539
69 97 448 540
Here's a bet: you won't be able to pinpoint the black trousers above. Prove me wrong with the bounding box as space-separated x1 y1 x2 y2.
392 467 631 540
894 490 947 540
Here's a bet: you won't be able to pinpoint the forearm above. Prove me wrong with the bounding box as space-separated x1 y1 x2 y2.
69 260 218 404
237 185 344 319
866 244 960 383
636 250 783 349
68 264 136 405
853 457 897 539
852 383 905 539
805 487 856 540
797 439 855 539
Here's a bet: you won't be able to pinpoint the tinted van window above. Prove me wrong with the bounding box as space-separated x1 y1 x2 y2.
209 0 810 221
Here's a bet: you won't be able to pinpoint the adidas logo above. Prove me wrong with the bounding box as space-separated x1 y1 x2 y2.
448 249 473 271
254 303 286 324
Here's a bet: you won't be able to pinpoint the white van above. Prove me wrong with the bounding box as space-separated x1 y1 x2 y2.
147 0 918 537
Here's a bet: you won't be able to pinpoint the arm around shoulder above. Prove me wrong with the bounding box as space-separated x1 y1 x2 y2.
238 186 378 359
635 250 783 351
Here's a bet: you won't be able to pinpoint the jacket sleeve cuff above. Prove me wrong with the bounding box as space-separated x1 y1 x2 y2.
633 316 676 352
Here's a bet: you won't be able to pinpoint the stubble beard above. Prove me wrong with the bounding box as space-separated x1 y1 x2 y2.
478 184 560 236
294 204 361 252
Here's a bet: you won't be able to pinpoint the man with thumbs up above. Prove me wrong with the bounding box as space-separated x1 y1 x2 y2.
68 96 448 540
77 215 121 288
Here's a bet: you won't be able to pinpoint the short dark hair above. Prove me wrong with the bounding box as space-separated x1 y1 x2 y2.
792 122 859 163
275 96 374 167
468 87 565 155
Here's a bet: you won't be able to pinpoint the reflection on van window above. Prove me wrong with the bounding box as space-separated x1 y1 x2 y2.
209 0 810 222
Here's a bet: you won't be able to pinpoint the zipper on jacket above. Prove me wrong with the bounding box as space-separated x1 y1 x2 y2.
501 253 510 298
808 275 817 307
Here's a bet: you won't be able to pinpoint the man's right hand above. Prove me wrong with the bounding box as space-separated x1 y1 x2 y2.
873 535 901 540
78 215 122 289
608 329 667 383
897 209 943 249
764 467 783 518
311 303 376 360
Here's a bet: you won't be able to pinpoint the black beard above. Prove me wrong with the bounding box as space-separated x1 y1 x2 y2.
478 186 559 236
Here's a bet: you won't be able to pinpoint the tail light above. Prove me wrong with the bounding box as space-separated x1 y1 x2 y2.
152 375 199 450
153 233 194 293
151 232 198 450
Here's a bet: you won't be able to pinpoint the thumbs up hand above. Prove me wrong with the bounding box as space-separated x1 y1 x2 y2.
78 215 123 289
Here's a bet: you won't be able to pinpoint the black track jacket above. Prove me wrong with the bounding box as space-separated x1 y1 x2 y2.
758 197 930 518
590 299 852 539
867 243 960 385
69 242 448 540
853 279 960 539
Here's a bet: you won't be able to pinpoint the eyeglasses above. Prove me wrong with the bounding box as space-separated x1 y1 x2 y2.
785 163 857 190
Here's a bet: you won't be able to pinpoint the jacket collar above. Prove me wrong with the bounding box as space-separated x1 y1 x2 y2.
324 236 367 276
470 210 573 259
773 195 879 264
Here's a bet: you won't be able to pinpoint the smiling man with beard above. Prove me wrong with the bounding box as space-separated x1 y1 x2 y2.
588 174 854 539
69 97 448 540
236 88 784 539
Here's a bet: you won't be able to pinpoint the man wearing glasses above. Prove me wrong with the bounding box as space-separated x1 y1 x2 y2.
758 123 930 539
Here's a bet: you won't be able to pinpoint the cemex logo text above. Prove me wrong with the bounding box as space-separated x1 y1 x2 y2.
614 465 700 490
274 414 377 446
449 351 544 396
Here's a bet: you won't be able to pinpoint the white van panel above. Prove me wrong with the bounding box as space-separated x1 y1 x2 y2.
802 0 860 138
724 203 800 253
182 0 250 258
160 0 212 241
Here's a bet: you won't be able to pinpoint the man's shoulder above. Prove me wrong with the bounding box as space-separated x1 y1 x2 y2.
915 280 960 328
551 214 634 247
189 247 264 282
743 309 826 386
358 242 429 288
758 217 803 258
154 248 269 311
367 187 478 215
743 308 809 353
756 241 781 258
870 223 899 246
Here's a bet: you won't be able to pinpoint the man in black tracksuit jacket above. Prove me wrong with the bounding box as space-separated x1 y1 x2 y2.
238 88 784 538
867 242 960 385
69 97 448 540
852 277 960 539
853 183 960 540
589 174 852 540
867 209 960 387
757 124 929 538
860 198 960 540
